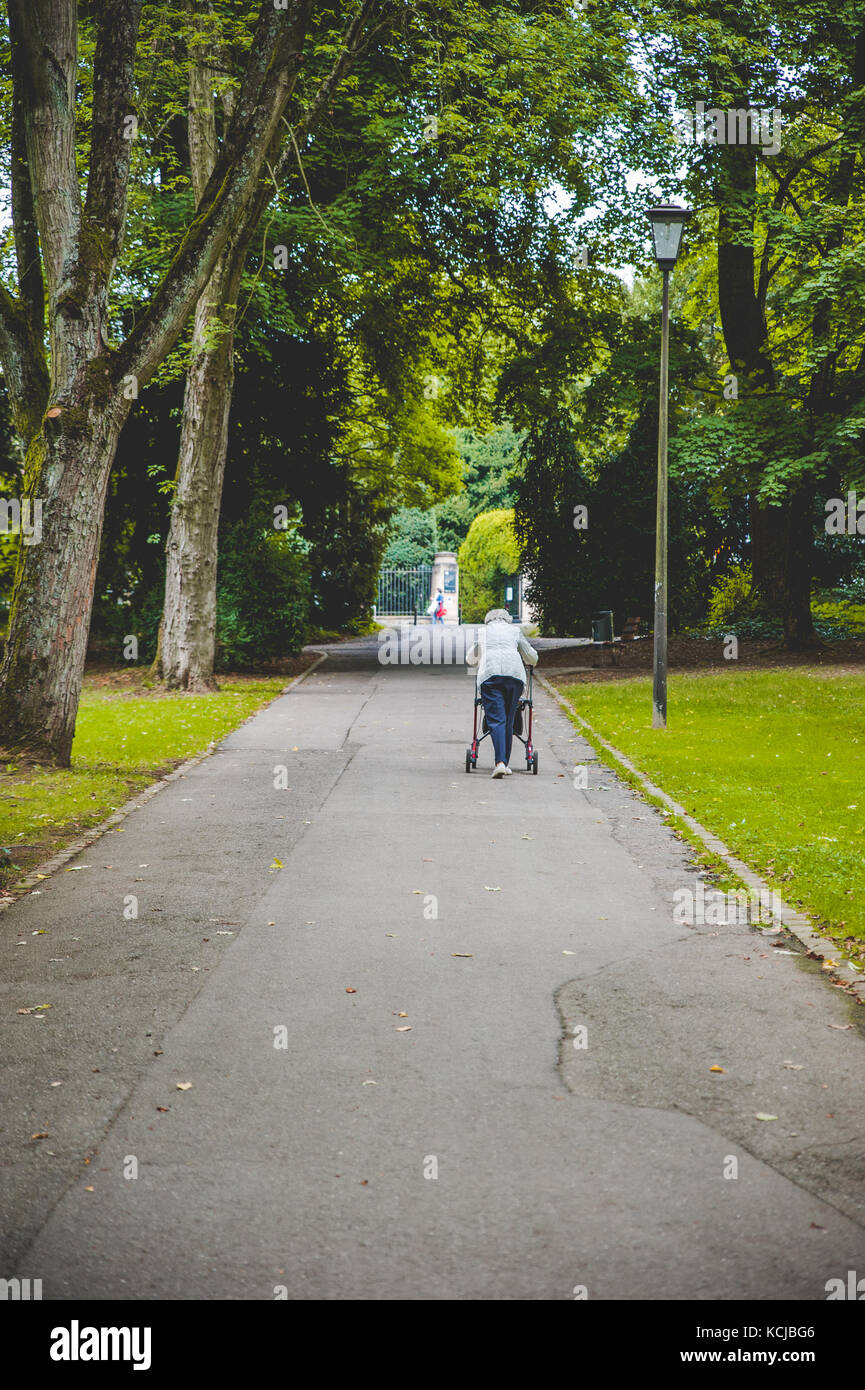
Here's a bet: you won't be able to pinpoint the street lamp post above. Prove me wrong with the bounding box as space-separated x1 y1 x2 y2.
648 203 691 729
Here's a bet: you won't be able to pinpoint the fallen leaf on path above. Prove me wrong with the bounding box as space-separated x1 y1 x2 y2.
810 1222 825 1230
270 858 283 869
84 1186 94 1192
783 1062 804 1070
709 1065 725 1073
398 1011 408 1017
30 1132 48 1141
452 953 473 958
50 1081 62 1087
156 1106 169 1113
562 950 576 956
483 885 501 892
267 921 275 926
65 866 90 872
345 987 357 994
754 1112 778 1121
395 1026 412 1032
360 1179 368 1185
362 1080 377 1086
828 1023 853 1030
176 1082 192 1091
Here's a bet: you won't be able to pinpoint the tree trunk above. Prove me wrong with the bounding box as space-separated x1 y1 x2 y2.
154 250 243 689
152 2 377 690
153 36 241 691
783 483 818 648
0 395 124 763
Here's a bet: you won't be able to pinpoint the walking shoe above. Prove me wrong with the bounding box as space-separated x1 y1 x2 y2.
504 765 513 775
491 762 508 778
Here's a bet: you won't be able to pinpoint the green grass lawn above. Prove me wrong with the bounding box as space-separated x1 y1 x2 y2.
559 668 865 944
0 674 288 886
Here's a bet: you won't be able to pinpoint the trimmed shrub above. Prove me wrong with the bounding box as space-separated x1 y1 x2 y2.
458 508 520 622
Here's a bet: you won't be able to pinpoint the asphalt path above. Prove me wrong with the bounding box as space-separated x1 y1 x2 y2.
2 633 864 1300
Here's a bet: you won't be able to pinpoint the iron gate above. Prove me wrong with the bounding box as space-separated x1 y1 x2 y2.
376 566 433 615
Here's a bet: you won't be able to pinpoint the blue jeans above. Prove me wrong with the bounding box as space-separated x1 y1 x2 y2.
480 676 523 765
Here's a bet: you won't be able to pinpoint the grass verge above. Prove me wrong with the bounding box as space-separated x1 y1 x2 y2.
0 671 292 889
556 668 865 947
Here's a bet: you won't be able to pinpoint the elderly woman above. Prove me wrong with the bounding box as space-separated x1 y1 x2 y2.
467 609 538 777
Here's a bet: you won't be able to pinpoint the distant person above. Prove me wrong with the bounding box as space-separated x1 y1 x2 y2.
467 609 538 777
431 589 445 624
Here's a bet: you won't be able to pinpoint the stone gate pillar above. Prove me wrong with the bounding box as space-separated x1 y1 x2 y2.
430 551 459 622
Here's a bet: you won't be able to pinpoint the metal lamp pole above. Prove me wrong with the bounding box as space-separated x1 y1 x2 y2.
653 266 670 729
648 203 691 730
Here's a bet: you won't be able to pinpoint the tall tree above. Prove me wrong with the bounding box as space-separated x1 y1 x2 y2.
637 0 865 646
154 0 376 689
0 0 348 762
152 0 646 687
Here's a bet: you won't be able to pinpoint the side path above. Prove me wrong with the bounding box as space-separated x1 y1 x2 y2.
1 646 864 1299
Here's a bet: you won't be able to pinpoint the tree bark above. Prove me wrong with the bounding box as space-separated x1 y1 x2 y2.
155 247 244 689
0 399 124 763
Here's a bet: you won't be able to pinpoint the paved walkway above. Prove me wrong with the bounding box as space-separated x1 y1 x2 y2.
2 637 864 1299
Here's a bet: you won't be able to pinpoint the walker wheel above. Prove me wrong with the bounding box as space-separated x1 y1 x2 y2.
532 752 538 775
465 750 473 773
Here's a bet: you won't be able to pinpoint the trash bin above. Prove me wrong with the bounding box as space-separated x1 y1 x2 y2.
592 610 614 643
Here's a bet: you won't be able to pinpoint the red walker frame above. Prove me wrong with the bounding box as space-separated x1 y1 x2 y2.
466 666 538 774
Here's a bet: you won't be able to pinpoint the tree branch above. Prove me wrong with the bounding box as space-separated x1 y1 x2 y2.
115 0 314 388
8 0 81 315
84 0 145 276
9 29 45 347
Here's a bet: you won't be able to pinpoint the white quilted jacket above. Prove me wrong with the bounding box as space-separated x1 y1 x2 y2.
467 621 538 689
